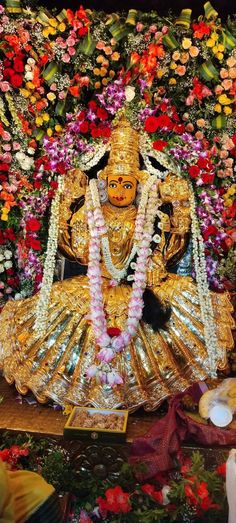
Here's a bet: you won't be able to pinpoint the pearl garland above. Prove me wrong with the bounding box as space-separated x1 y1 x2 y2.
34 177 64 334
89 175 160 282
86 179 160 386
189 185 223 375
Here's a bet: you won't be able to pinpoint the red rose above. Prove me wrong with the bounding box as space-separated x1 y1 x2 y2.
174 123 185 134
99 126 111 138
4 228 16 241
80 121 89 134
97 108 108 121
91 126 101 138
201 172 215 184
78 26 88 37
28 238 42 251
188 165 200 178
152 139 168 151
202 225 218 241
78 110 86 121
107 327 121 337
34 180 42 190
3 67 14 80
155 115 174 130
10 74 23 88
6 268 14 276
0 163 10 172
26 218 41 232
0 449 10 462
144 116 159 133
88 100 97 111
216 463 226 477
13 58 24 73
50 180 58 189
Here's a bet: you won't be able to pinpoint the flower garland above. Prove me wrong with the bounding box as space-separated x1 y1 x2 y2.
139 132 180 177
86 177 160 386
189 184 223 375
89 176 160 282
34 177 64 334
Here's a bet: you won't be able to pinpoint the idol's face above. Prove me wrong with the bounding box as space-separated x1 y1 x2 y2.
107 175 137 207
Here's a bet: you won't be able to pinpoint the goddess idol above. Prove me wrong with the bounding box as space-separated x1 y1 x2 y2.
0 118 234 411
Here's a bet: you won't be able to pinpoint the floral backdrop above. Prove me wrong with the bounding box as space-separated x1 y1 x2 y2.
0 0 235 304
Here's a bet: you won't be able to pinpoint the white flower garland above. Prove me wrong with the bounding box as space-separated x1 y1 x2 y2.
34 177 64 334
78 142 109 171
189 185 223 375
89 175 159 282
139 131 180 177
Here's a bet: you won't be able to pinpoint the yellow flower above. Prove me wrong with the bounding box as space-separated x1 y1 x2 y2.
218 44 225 52
224 198 233 207
93 67 100 76
169 78 177 85
43 113 50 122
1 214 8 221
223 106 232 115
227 186 235 196
100 67 108 77
49 18 58 28
170 61 177 70
96 55 104 64
35 116 44 126
156 68 165 79
47 92 56 101
58 22 66 32
26 81 35 90
212 45 218 54
55 124 62 132
20 88 30 98
102 78 109 86
47 128 53 137
216 52 224 61
182 37 192 49
30 95 36 103
94 81 101 89
211 32 218 41
218 94 232 105
214 103 222 113
206 38 215 47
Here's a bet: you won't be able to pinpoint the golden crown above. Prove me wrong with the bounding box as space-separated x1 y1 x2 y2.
99 117 149 183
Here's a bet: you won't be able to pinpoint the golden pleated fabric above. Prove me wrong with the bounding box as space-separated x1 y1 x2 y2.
0 274 234 412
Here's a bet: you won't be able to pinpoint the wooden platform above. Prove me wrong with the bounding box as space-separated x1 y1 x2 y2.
0 376 158 441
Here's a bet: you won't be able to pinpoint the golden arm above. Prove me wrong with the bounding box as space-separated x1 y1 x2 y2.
58 169 88 260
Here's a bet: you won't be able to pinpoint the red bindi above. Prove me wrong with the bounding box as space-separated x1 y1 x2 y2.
118 177 123 183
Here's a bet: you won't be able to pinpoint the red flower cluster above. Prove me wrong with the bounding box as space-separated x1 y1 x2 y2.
97 486 131 514
141 483 164 503
145 114 174 133
192 21 211 39
184 479 220 513
3 53 25 88
0 445 29 468
188 155 215 184
76 102 111 139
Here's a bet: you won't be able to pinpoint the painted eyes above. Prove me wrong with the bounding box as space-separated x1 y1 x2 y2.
108 182 133 190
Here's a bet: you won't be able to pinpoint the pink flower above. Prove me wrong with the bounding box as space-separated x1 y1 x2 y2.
107 371 123 386
86 365 98 378
98 333 111 347
111 336 125 352
68 47 76 56
97 347 115 363
0 81 10 92
62 53 70 63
